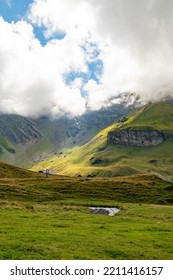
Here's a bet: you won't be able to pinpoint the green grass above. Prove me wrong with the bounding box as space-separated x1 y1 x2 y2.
1 202 172 260
124 102 173 131
0 173 173 260
0 161 43 179
31 138 173 178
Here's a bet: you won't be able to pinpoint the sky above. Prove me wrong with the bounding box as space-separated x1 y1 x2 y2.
0 0 173 117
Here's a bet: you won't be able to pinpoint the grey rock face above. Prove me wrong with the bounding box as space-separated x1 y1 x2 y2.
0 114 42 144
107 129 171 147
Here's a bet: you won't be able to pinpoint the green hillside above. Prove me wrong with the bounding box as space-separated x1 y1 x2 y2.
0 161 42 178
31 101 173 178
123 101 173 131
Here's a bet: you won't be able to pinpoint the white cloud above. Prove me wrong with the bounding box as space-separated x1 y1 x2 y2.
89 0 173 100
28 0 95 38
0 17 87 117
28 0 173 106
84 80 108 110
1 0 173 117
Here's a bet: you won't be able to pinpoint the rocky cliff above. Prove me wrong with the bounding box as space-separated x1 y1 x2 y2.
107 129 172 147
0 115 42 144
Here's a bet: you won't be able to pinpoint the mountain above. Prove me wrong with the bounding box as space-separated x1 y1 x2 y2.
0 101 132 167
31 101 173 178
0 114 43 166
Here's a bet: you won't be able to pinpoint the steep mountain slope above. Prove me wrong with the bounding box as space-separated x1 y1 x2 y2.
31 101 173 178
0 114 42 165
107 102 173 146
0 114 42 144
0 102 131 167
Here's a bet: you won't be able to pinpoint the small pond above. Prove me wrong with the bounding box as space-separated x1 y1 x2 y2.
89 207 120 216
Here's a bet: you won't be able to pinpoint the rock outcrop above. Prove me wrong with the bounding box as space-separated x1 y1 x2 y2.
107 129 172 147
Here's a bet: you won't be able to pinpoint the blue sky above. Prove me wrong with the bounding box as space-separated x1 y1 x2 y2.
0 0 32 22
0 0 47 45
0 0 69 45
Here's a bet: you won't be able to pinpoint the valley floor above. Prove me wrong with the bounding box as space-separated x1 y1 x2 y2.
0 174 173 260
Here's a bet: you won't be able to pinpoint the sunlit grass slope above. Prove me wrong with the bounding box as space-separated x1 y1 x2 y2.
124 101 173 131
32 102 173 178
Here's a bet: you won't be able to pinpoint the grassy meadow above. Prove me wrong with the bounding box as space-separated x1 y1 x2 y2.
0 172 173 260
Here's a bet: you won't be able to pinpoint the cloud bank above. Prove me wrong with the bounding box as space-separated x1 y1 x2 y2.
0 0 173 117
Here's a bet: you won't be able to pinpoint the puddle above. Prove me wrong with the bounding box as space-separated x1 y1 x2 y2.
89 207 120 216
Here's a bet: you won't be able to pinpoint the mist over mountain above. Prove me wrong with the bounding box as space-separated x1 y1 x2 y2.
0 97 133 166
